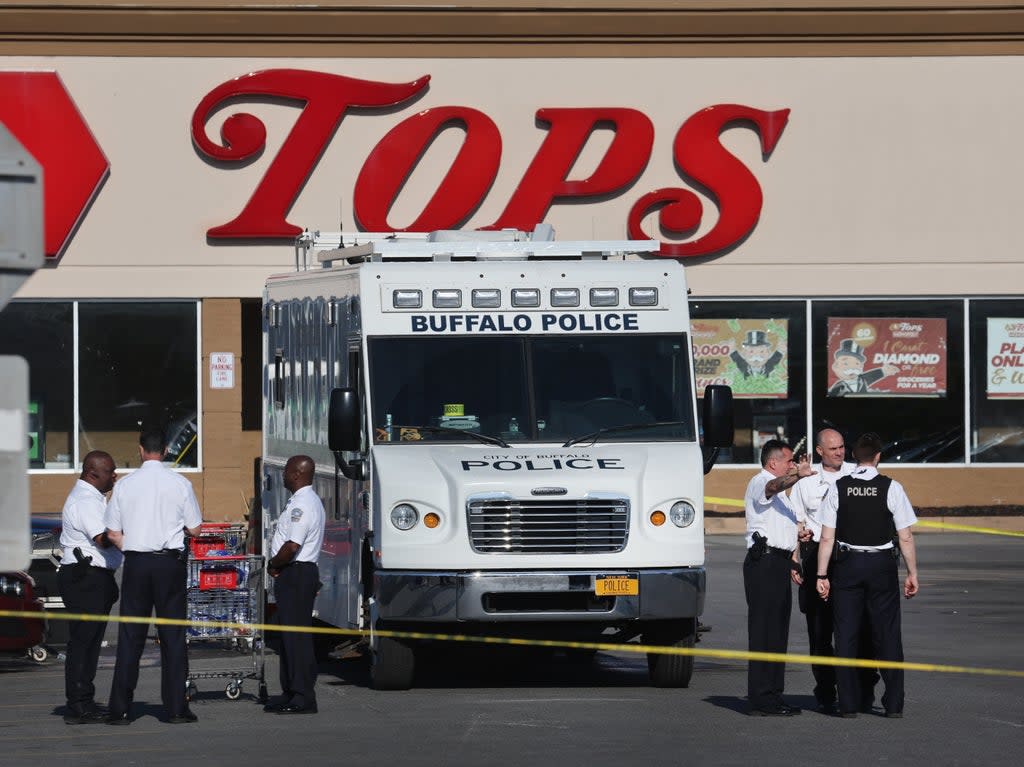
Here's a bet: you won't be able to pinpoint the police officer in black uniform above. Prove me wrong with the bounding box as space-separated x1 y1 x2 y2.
816 432 920 718
57 450 121 724
104 430 203 725
789 428 879 714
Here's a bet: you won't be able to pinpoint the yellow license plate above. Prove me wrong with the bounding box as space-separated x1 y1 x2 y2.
594 575 638 596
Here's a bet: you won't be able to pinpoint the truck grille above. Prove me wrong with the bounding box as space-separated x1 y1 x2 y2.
467 497 629 554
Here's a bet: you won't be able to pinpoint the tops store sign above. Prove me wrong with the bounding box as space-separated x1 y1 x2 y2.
1 68 790 263
191 69 790 259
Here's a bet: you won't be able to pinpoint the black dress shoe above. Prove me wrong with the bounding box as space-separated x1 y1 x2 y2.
64 709 110 725
839 711 858 719
107 712 131 726
276 703 317 715
749 705 800 717
263 698 292 713
169 710 198 724
885 711 903 719
816 701 837 716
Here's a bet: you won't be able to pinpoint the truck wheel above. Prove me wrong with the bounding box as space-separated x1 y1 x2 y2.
645 619 696 688
370 634 416 691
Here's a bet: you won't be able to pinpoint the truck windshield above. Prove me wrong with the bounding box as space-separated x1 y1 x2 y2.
368 335 696 444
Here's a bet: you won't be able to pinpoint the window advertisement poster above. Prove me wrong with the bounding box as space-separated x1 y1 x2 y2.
826 317 947 397
986 318 1024 399
691 319 788 399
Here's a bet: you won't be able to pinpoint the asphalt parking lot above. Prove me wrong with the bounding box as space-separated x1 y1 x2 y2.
1 533 1021 767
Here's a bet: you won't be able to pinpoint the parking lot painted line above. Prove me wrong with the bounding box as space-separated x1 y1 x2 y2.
4 608 1024 679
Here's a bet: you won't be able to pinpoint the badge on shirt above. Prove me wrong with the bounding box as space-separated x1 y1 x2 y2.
290 507 303 522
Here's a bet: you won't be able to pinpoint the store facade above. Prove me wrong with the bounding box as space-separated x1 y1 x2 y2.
2 1 1023 520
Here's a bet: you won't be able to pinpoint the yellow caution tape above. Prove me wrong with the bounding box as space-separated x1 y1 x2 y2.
915 519 1024 537
703 496 745 509
704 496 1024 538
3 609 1022 679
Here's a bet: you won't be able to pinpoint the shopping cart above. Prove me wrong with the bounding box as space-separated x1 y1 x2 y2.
185 523 267 702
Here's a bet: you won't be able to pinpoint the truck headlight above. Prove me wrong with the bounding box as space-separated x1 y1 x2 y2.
669 501 696 528
390 504 419 530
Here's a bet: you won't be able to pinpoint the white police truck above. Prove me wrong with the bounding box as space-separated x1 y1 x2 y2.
262 226 733 689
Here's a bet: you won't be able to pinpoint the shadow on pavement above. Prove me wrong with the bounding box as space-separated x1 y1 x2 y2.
318 644 656 690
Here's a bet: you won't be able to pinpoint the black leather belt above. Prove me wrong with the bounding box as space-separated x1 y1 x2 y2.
126 549 184 557
70 563 117 572
767 546 794 557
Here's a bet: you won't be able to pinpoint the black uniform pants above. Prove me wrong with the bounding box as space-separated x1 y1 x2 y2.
831 549 905 714
275 561 320 707
57 564 119 712
799 542 880 708
109 552 189 717
743 549 792 709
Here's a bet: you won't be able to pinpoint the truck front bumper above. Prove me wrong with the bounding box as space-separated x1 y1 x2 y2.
374 568 705 623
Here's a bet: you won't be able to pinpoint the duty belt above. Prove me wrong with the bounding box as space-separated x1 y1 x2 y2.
838 543 889 554
126 548 185 557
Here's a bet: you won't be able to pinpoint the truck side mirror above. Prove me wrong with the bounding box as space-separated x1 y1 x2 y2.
701 385 734 448
328 387 362 453
701 384 734 475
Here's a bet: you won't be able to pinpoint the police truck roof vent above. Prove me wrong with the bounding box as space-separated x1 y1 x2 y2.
307 227 659 268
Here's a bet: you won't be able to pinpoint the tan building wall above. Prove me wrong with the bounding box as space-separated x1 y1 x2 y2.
11 1 1024 521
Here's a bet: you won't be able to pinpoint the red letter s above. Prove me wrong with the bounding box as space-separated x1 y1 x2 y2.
628 105 789 258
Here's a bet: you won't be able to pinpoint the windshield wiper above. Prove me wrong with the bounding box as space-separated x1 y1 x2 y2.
561 421 689 448
398 425 512 449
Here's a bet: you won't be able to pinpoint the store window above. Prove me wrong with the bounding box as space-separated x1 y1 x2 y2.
690 300 807 464
0 302 74 468
78 302 199 469
811 299 964 463
3 300 200 471
969 299 1024 463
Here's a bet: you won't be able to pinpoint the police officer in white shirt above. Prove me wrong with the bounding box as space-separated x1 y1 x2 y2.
264 455 325 715
104 430 202 725
743 439 814 716
789 428 871 713
57 450 122 725
816 432 920 719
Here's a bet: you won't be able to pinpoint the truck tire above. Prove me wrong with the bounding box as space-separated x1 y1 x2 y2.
644 619 696 688
371 634 416 690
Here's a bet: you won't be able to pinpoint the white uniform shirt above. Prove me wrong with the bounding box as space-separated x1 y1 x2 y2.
744 468 800 551
270 485 325 563
104 460 202 552
789 461 856 542
60 479 123 570
820 465 918 549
